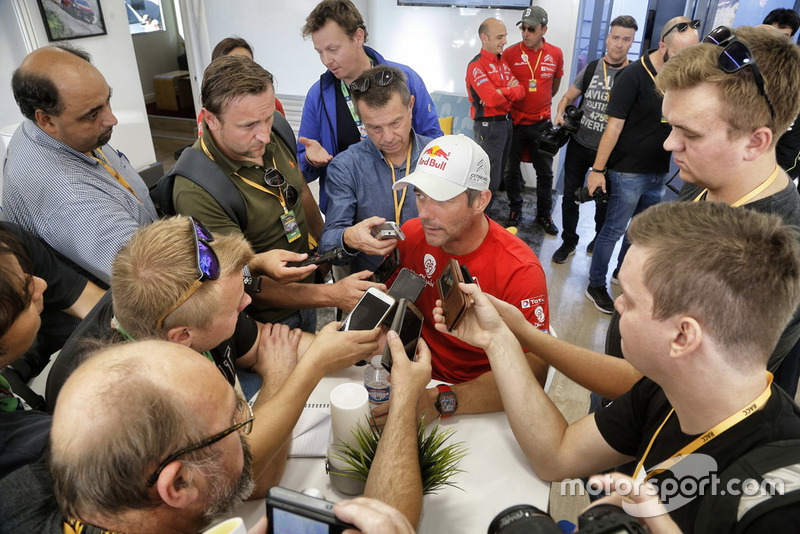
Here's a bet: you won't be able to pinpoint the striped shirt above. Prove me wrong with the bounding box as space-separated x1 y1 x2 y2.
2 120 157 284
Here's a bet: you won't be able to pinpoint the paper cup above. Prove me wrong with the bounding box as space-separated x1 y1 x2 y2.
329 382 371 450
202 517 246 534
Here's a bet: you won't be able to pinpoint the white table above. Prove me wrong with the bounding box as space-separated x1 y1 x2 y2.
229 366 550 533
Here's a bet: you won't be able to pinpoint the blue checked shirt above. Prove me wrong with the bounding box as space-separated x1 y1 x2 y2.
2 120 157 284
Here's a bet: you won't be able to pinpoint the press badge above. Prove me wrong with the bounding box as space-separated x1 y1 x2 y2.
529 79 537 92
281 211 302 243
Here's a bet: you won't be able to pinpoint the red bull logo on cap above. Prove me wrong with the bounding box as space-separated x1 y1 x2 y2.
423 146 450 160
419 145 450 171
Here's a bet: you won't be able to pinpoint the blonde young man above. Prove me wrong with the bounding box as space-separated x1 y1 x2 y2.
46 216 381 498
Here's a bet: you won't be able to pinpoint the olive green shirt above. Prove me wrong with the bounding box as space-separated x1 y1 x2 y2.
173 127 311 323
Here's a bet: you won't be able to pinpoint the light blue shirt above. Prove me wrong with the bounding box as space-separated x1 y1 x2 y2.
320 131 430 273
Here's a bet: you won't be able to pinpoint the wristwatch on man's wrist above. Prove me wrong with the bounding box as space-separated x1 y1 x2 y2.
434 384 458 417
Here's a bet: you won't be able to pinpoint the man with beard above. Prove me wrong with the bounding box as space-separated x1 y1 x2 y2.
2 337 427 533
3 45 158 286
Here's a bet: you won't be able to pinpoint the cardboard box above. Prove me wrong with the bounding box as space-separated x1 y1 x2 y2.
153 70 192 111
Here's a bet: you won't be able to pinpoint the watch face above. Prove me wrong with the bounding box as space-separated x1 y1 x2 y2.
438 392 457 414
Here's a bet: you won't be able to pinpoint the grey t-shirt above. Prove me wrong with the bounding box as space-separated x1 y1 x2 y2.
573 60 627 150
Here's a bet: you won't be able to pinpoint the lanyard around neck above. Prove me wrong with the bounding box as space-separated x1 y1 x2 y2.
92 148 140 201
633 372 774 481
601 58 628 94
693 165 780 207
340 81 367 139
200 136 289 214
640 56 656 84
521 43 544 78
385 143 413 223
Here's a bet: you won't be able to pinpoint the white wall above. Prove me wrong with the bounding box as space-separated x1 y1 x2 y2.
180 0 579 99
0 0 156 178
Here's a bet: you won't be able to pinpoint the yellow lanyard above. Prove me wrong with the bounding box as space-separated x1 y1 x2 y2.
640 56 656 84
522 44 544 79
385 143 413 223
92 149 140 201
200 137 289 215
63 517 120 533
693 165 780 207
633 372 773 481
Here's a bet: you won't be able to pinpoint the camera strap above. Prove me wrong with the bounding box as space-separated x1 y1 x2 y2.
633 372 773 482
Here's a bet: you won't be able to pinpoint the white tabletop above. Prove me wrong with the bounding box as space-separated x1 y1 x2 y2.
229 366 550 533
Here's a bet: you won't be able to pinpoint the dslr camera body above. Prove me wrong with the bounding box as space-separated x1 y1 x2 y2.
538 105 583 157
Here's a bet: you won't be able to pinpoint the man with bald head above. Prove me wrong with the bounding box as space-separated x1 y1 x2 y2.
1 336 429 532
466 18 524 215
3 45 158 286
584 16 699 314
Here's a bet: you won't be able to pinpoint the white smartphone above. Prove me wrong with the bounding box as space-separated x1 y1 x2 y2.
339 287 396 331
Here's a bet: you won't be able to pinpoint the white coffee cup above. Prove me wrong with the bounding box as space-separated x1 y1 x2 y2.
202 517 246 534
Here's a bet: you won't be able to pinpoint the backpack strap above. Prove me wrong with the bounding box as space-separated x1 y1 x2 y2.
694 391 800 532
149 147 248 231
272 112 297 160
581 59 602 101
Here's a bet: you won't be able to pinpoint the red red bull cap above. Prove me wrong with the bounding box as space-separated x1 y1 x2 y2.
393 134 490 201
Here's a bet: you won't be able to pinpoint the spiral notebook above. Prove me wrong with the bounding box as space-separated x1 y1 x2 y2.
289 402 331 458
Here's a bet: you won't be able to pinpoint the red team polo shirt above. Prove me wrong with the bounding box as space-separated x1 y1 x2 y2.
396 217 549 384
502 39 564 124
465 48 525 119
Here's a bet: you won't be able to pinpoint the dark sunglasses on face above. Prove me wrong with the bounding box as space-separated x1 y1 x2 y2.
155 217 221 331
702 26 776 120
663 19 701 39
349 69 395 95
520 24 538 33
264 167 299 206
146 397 254 487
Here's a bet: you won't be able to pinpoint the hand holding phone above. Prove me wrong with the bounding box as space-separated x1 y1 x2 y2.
381 299 424 372
339 287 396 331
437 259 471 331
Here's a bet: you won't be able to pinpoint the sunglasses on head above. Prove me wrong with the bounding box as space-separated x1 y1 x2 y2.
703 26 775 120
155 217 221 331
264 167 299 207
349 69 395 95
663 19 701 40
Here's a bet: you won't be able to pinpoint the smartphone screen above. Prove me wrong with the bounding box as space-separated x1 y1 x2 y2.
341 290 394 331
381 301 423 372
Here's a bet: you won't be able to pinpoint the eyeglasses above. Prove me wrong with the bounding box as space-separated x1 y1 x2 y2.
349 69 395 95
520 24 538 33
662 19 701 40
703 26 775 120
264 167 299 206
146 397 254 487
155 217 221 331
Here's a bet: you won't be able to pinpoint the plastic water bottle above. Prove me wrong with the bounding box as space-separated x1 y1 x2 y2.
364 355 390 407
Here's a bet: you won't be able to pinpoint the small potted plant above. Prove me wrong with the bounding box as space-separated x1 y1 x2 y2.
330 418 468 495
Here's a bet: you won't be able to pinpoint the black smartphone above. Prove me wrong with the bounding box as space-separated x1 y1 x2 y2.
371 248 400 284
388 268 426 303
339 287 396 331
381 299 424 373
267 486 353 534
460 264 474 284
287 247 345 268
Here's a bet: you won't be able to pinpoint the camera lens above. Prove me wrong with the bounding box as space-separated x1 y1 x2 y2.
488 504 562 534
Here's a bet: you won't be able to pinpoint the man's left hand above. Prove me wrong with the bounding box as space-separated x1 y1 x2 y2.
343 216 399 257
